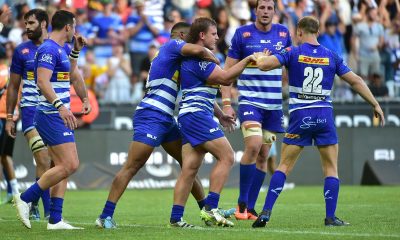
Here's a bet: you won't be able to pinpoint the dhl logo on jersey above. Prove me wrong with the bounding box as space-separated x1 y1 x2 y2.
57 72 70 81
298 55 329 65
26 71 34 80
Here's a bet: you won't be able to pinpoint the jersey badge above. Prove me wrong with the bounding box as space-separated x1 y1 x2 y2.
243 32 251 38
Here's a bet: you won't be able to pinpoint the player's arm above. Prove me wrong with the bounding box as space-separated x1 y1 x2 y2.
220 57 240 118
181 43 219 64
70 65 91 115
37 67 77 129
69 34 86 71
5 73 22 138
207 55 254 86
213 102 236 133
340 71 385 126
255 53 282 71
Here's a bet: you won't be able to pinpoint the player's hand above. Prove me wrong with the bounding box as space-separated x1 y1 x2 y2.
5 119 16 138
374 104 385 127
223 105 236 120
59 105 78 130
73 34 86 51
205 48 220 65
82 98 92 115
218 113 236 133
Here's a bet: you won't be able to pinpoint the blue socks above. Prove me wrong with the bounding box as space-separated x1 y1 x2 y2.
49 197 64 224
262 170 286 211
324 177 340 218
20 182 44 204
238 163 256 205
197 199 206 210
170 205 184 223
42 188 51 216
100 201 116 219
205 192 220 210
248 168 266 210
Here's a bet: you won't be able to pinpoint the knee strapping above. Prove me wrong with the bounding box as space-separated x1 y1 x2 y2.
262 130 277 144
29 135 46 153
241 122 262 138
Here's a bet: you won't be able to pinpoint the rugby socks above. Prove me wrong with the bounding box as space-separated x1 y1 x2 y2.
197 198 206 210
170 205 184 223
205 192 220 210
9 178 20 195
238 163 256 206
20 182 44 204
49 197 63 224
32 178 41 206
100 201 116 219
324 177 340 218
37 177 51 216
248 168 266 210
262 170 286 211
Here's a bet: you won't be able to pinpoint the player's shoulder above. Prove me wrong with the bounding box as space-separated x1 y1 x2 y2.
272 23 289 31
15 40 35 53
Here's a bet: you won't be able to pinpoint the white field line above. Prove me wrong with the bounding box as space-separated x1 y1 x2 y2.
1 219 399 239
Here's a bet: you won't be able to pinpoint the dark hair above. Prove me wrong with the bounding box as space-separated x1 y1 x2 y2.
171 22 190 34
186 17 216 44
51 10 75 31
24 9 49 29
256 0 276 9
297 16 319 34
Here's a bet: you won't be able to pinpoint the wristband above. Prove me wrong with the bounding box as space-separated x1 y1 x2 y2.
52 98 64 110
6 113 13 120
69 49 80 60
222 98 231 106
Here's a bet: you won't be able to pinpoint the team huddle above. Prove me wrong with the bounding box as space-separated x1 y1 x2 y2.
8 0 384 230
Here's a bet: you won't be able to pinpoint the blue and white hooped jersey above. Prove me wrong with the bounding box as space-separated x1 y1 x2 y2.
228 23 291 110
275 43 351 113
34 39 72 114
10 41 39 108
178 58 217 117
136 39 186 116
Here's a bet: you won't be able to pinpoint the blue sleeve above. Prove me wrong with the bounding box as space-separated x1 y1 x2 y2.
169 39 186 58
334 53 351 76
36 47 58 71
10 48 23 75
63 43 72 55
227 29 242 60
274 47 292 67
197 61 217 81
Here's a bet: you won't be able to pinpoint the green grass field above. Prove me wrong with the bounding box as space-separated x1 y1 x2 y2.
0 186 399 239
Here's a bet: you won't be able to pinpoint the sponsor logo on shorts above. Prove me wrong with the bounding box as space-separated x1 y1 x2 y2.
63 131 73 136
284 133 300 139
147 133 157 140
243 111 254 116
209 127 220 133
300 116 327 129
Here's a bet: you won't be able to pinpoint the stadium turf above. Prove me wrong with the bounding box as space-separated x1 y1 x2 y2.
0 186 399 239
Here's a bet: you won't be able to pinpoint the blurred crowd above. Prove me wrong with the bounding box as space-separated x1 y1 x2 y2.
0 0 399 105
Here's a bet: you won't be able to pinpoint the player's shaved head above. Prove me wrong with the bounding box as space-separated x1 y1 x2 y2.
297 16 319 34
171 22 190 34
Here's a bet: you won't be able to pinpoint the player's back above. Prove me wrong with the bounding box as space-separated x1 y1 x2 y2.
178 57 217 117
276 43 350 113
10 41 39 108
137 39 187 116
34 39 72 114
